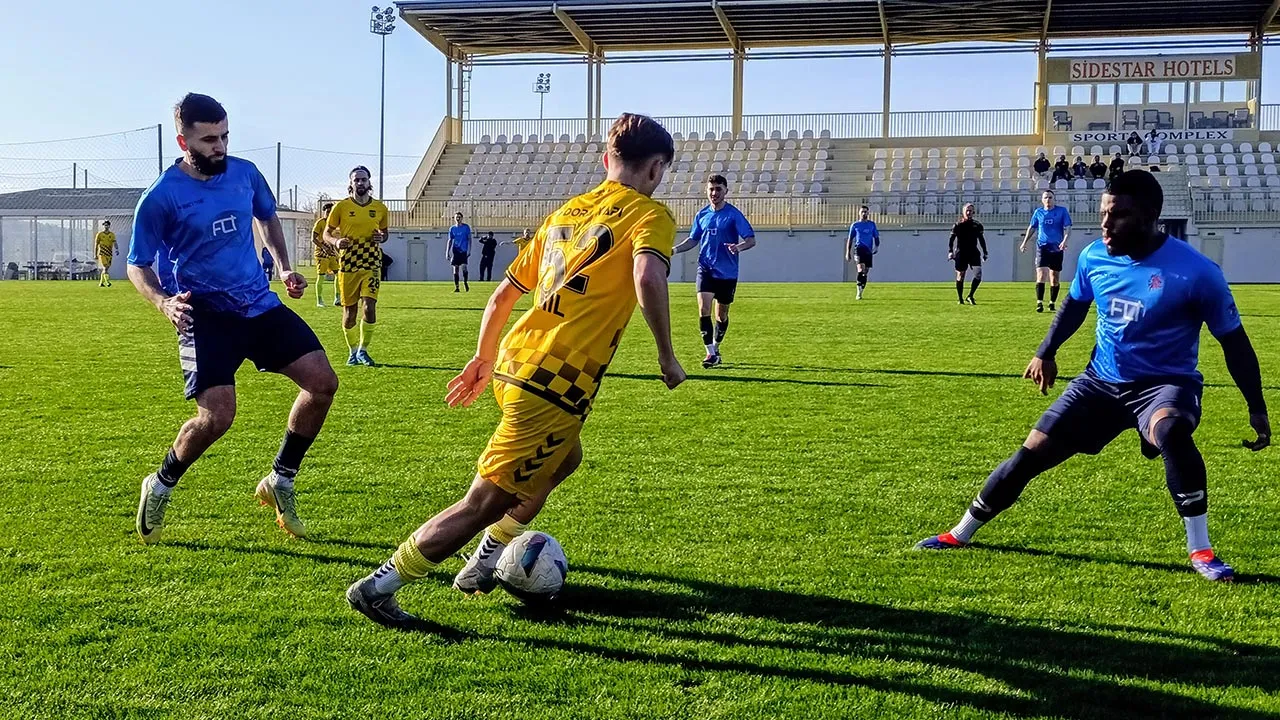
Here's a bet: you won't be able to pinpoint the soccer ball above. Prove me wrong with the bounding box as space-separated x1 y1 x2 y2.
494 531 568 603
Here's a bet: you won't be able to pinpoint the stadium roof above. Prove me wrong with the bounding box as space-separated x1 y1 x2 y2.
0 188 144 213
397 0 1280 56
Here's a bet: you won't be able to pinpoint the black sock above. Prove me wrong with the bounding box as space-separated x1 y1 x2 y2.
714 318 729 343
857 272 867 289
969 276 982 296
1035 283 1045 302
273 430 316 479
699 315 714 345
158 447 191 487
956 280 965 300
1050 284 1060 303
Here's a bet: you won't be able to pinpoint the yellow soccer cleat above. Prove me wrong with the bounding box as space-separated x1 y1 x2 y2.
136 474 170 545
255 472 307 539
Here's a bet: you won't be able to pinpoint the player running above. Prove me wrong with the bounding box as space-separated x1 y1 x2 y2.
846 206 879 300
1020 189 1072 313
94 220 117 287
326 167 389 367
449 212 472 292
915 171 1271 582
673 174 756 368
129 93 338 544
346 113 686 628
948 203 988 305
311 202 338 307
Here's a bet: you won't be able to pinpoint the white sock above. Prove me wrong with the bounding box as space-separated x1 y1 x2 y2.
370 558 407 595
1183 513 1211 554
150 475 174 497
272 471 295 490
949 510 985 543
705 343 716 354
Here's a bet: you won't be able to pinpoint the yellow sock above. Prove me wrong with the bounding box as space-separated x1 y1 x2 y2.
102 270 110 283
486 515 528 545
391 536 438 581
359 321 375 350
343 324 360 351
315 275 325 300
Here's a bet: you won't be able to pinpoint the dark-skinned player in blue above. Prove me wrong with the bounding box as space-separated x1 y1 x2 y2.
916 170 1270 582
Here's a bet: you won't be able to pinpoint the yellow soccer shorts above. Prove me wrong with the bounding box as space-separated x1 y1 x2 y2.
316 257 339 275
337 269 379 306
477 380 584 501
97 254 112 269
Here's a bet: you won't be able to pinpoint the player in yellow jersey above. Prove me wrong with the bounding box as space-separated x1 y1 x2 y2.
503 227 534 256
326 167 389 366
95 220 117 287
347 113 686 627
312 202 339 307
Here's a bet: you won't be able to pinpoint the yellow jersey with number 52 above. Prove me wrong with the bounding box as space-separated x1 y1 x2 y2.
496 180 676 418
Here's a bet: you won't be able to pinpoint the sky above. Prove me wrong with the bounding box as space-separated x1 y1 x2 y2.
1 0 1277 191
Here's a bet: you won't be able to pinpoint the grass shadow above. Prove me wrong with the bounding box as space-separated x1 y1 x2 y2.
500 564 1280 719
168 539 382 570
376 364 456 372
381 306 484 312
975 542 1280 585
608 371 887 389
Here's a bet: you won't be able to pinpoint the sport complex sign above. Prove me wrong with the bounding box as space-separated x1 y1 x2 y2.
1065 129 1235 144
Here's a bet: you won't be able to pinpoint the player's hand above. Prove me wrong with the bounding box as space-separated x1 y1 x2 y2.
162 291 195 335
983 253 989 261
726 243 739 255
1243 412 1271 451
336 238 350 250
659 355 685 390
372 229 387 243
1019 243 1028 253
947 252 954 261
282 271 307 299
844 254 851 263
446 356 493 408
1023 356 1058 395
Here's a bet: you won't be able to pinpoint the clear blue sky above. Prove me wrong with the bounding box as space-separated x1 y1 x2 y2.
2 1 1276 156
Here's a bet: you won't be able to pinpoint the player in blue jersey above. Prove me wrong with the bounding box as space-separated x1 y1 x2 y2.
449 212 471 293
916 171 1270 582
1020 189 1072 313
846 205 880 300
674 174 756 368
128 94 339 545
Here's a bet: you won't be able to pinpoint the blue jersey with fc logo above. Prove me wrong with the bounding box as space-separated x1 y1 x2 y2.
129 156 280 317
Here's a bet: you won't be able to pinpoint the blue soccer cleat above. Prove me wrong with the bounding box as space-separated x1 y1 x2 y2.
346 350 359 366
1190 550 1234 582
356 348 376 367
914 532 968 550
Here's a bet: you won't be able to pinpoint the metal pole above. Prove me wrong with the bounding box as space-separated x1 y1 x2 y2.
84 169 88 189
540 93 546 136
379 32 387 197
275 142 282 202
157 123 164 175
881 46 892 139
73 163 77 189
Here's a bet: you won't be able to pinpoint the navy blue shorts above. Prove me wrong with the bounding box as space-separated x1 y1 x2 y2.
855 245 874 268
178 304 323 400
954 249 982 272
696 267 738 305
1035 247 1064 271
1034 373 1202 456
451 251 469 267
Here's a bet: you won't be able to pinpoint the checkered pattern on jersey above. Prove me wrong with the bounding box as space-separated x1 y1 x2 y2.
339 237 382 272
496 340 610 418
313 237 336 259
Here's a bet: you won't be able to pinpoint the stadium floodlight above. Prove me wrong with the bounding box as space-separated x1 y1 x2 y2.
533 73 552 136
371 6 396 198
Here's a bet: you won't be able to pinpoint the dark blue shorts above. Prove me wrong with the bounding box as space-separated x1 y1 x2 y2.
855 245 874 268
696 266 738 305
1035 247 1064 271
178 304 323 400
1034 373 1202 456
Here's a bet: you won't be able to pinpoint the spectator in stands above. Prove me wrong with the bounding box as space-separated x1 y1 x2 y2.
1144 128 1163 156
1072 156 1088 179
1033 152 1051 179
1051 155 1071 183
1109 152 1126 184
1089 155 1108 180
1126 132 1143 157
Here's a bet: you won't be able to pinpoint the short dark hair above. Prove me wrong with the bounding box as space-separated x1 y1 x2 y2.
1042 189 1055 197
707 174 728 188
1105 169 1164 217
859 205 869 212
173 93 227 132
321 202 334 213
607 113 675 167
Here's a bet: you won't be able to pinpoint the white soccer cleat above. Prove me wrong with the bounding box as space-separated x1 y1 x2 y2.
255 472 307 538
136 474 171 545
452 552 498 596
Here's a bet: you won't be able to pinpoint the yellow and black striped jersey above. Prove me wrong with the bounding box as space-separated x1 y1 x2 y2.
312 218 336 259
327 198 388 272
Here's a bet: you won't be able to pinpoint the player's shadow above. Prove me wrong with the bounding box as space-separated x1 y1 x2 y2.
734 362 1014 381
168 539 382 570
376 364 456 372
380 306 484 312
608 371 886 389
975 542 1280 585
506 564 1280 719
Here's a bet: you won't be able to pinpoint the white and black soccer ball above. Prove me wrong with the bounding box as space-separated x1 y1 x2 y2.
494 531 568 603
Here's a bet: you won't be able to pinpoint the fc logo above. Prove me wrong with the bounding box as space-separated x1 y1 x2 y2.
211 215 237 236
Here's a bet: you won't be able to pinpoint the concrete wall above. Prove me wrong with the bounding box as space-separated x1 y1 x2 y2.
379 226 1277 284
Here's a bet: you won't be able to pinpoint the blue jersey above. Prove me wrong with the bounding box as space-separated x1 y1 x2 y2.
1030 206 1072 250
690 203 755 279
128 157 280 317
449 224 472 254
1069 237 1241 384
849 220 879 251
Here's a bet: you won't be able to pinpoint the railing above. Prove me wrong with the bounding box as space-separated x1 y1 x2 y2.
1261 104 1280 131
460 110 1036 144
405 117 458 202
1191 190 1280 224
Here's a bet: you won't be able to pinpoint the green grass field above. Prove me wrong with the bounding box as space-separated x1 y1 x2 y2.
2 280 1279 719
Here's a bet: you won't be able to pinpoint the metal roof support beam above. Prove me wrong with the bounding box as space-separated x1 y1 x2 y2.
1034 0 1051 137
1262 0 1280 37
553 3 596 54
713 1 741 51
714 1 744 137
878 0 891 139
403 13 456 58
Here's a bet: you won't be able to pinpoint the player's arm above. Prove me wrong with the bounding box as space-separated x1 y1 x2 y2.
445 279 525 407
374 206 390 243
259 216 306 297
873 224 880 252
977 226 989 258
673 234 698 254
1020 221 1036 251
844 225 855 262
635 253 685 390
1218 327 1270 450
948 226 958 257
730 213 756 254
1025 296 1091 394
1060 210 1073 252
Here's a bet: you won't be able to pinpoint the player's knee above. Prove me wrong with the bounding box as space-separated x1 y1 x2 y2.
715 306 730 322
310 366 339 399
462 480 520 521
553 444 584 482
1151 413 1195 452
198 401 236 437
973 267 983 280
1022 429 1053 453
